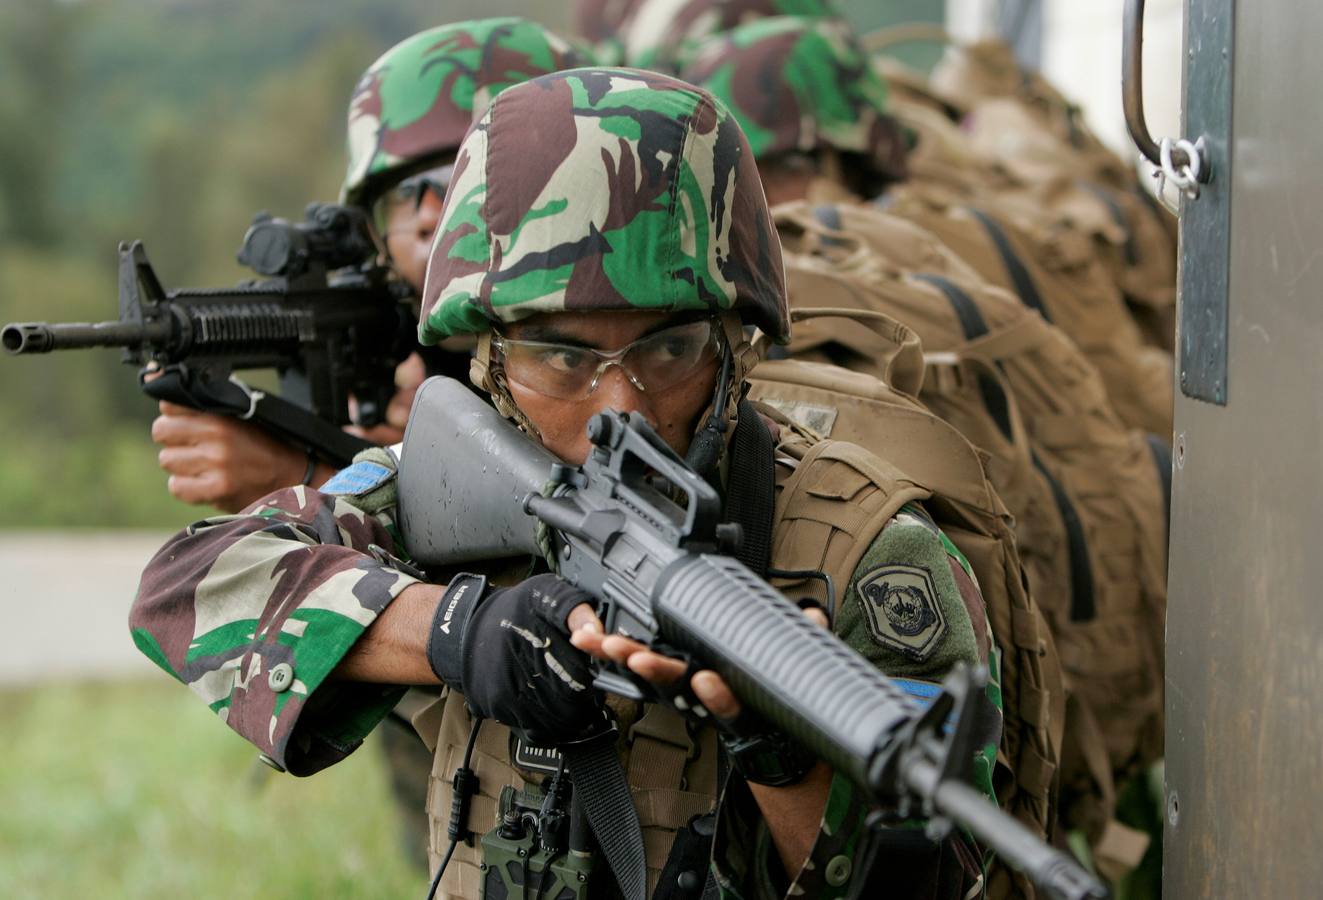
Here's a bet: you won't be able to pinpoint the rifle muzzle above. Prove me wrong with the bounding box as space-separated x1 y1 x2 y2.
2 321 160 354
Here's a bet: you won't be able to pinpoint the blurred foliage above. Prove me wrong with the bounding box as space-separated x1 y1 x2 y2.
0 0 567 528
0 677 422 898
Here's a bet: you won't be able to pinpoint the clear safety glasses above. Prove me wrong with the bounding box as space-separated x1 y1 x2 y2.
372 163 455 228
492 319 721 401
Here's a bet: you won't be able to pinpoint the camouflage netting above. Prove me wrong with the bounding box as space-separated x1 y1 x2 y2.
680 16 909 184
340 17 590 209
418 67 788 346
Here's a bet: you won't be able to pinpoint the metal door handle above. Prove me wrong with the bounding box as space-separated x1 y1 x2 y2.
1124 0 1211 198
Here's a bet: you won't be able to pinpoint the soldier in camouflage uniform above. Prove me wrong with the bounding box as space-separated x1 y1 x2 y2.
150 17 588 514
677 15 909 204
146 17 589 872
131 67 993 899
611 0 841 72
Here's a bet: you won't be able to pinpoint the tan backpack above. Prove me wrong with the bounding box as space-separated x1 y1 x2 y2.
769 249 1169 877
781 197 1175 440
748 311 1065 900
870 31 1181 354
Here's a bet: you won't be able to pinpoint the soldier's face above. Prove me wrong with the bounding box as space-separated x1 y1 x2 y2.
500 311 721 464
381 190 445 293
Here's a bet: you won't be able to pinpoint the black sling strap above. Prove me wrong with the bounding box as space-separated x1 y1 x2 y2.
562 731 648 900
724 399 777 577
916 273 1097 623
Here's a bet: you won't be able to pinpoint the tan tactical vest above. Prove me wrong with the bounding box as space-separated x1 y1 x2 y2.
413 429 957 899
768 250 1168 879
748 325 1064 900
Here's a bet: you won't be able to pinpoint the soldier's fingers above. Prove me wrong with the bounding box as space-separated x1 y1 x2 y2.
566 604 603 634
157 400 203 418
157 445 212 477
597 633 651 665
151 413 207 446
166 472 227 507
624 650 688 685
802 606 829 629
691 670 740 720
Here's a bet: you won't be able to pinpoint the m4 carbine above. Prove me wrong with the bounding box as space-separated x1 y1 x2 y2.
396 376 1107 900
1 203 416 467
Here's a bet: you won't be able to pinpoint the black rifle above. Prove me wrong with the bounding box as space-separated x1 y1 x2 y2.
396 376 1107 900
1 203 416 467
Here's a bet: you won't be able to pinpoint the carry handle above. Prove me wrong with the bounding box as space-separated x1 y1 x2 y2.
784 305 927 398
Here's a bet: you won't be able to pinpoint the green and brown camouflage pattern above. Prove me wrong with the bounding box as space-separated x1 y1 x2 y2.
680 16 909 183
573 0 645 64
130 438 990 892
129 453 419 775
417 67 789 345
616 0 841 72
341 18 589 209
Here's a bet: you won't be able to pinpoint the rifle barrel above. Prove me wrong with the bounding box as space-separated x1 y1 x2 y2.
2 321 164 354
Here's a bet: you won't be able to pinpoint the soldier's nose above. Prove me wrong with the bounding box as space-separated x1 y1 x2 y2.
591 366 658 430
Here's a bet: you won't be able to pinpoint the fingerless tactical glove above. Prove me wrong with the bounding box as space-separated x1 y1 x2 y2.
426 573 607 744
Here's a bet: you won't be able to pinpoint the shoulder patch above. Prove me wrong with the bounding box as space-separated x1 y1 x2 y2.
855 563 948 661
320 461 393 497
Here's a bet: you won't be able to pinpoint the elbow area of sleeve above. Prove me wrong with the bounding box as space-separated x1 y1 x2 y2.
129 514 420 773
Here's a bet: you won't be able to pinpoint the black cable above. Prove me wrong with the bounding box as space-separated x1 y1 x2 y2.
425 715 484 900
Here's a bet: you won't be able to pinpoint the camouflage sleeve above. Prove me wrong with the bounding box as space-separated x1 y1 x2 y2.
128 449 422 776
712 502 995 900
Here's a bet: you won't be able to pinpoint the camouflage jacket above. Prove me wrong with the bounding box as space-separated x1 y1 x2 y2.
131 438 992 899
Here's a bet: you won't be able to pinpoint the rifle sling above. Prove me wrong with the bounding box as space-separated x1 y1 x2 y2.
563 731 648 900
725 400 777 577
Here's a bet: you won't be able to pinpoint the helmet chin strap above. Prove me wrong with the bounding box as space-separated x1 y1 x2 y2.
684 343 733 480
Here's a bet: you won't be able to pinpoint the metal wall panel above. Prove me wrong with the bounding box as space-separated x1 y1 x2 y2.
1165 0 1323 895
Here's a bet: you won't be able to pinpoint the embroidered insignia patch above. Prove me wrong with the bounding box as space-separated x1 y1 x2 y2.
320 461 392 496
856 563 947 661
756 396 839 436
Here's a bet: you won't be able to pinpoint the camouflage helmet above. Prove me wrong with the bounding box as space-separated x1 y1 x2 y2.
340 18 589 209
418 67 788 347
679 16 908 184
617 0 840 72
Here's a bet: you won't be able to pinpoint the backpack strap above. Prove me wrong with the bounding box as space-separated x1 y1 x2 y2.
965 208 1054 323
915 273 1098 623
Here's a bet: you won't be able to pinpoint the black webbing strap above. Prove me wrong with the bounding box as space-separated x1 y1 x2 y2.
563 731 648 900
917 272 1097 622
965 208 1053 323
1146 433 1173 545
913 274 1014 443
725 400 777 577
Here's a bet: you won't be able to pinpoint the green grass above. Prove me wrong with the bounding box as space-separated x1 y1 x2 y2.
0 678 426 899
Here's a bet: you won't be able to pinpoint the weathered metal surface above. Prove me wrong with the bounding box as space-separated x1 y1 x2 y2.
1177 0 1235 404
1165 0 1323 894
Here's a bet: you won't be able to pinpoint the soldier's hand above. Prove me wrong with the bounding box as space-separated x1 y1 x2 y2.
346 353 426 446
569 605 831 721
438 574 609 745
150 402 332 512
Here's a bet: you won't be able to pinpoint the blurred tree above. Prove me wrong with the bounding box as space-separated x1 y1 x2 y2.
0 2 75 247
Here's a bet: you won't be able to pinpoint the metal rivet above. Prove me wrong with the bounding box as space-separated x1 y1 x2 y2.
1176 433 1186 470
256 752 285 773
825 855 852 887
562 544 572 559
267 662 294 693
1167 790 1180 827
